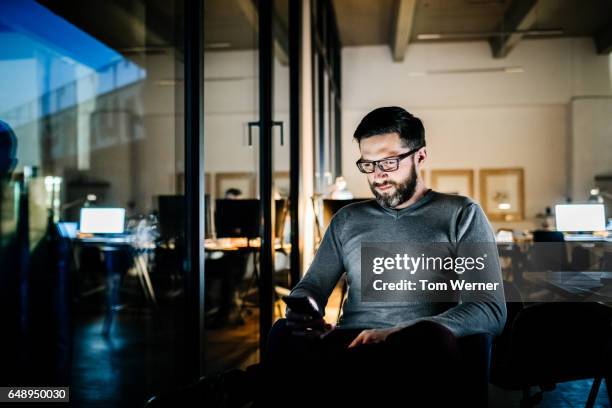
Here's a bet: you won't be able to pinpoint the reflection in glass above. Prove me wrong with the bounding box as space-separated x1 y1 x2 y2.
0 0 187 404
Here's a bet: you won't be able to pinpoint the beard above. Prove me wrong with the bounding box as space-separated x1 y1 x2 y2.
369 163 418 209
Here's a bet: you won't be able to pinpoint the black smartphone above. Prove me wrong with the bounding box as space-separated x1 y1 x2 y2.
282 295 322 318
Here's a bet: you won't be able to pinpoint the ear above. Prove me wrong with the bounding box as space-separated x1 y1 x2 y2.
415 147 427 166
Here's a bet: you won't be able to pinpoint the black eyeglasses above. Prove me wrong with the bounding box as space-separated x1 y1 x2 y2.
355 146 423 174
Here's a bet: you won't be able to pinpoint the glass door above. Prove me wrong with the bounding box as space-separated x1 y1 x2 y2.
202 0 295 372
203 0 262 375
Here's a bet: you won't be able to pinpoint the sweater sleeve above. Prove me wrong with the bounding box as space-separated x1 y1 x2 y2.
400 203 507 337
288 211 346 315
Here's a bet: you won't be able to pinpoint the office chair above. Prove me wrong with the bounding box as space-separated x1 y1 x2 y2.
146 291 499 408
531 230 595 272
331 279 494 407
491 300 612 407
530 230 571 271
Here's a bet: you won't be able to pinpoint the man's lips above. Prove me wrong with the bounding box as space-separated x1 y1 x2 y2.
375 183 394 191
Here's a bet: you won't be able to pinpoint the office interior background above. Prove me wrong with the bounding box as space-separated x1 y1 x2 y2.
0 0 611 406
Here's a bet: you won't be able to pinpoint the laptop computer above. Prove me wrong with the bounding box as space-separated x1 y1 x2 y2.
79 208 126 236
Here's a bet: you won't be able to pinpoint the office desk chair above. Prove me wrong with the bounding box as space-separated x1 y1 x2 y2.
491 300 612 407
531 230 571 271
531 230 597 272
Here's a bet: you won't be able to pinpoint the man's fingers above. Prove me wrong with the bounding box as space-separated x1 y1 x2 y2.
286 309 313 322
292 328 326 339
286 314 327 338
288 322 323 332
287 317 325 328
347 331 366 348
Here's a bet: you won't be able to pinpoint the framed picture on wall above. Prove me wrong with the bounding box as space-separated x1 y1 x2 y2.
215 172 256 199
479 168 525 221
431 169 474 198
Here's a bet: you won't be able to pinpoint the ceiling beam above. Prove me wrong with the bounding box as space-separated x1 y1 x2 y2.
489 0 539 59
236 0 289 65
389 0 417 62
594 22 612 54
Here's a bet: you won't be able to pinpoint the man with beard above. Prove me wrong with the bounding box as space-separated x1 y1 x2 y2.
251 107 506 407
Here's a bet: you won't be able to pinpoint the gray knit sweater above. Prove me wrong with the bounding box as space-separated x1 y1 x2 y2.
290 189 507 337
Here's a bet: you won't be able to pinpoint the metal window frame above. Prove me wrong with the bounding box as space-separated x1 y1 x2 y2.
184 0 306 373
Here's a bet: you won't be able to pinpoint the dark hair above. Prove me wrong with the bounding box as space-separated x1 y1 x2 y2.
353 106 425 149
225 188 242 197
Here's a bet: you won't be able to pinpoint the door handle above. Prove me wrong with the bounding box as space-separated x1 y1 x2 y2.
272 121 284 146
248 121 283 146
247 121 259 146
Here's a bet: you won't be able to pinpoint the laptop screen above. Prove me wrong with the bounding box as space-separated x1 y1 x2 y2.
555 204 606 232
79 208 126 234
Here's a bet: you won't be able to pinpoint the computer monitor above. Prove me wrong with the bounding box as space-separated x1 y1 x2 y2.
215 199 260 239
79 208 126 234
555 204 606 232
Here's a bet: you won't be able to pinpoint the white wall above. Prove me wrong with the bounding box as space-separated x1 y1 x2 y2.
204 49 291 197
341 38 612 229
570 97 612 201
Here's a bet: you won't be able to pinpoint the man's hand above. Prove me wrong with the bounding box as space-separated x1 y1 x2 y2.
286 308 332 338
347 327 401 348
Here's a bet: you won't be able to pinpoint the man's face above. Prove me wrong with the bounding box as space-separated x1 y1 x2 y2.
358 133 421 208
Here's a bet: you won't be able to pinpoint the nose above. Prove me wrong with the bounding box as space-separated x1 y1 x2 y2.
373 165 387 178
372 171 389 186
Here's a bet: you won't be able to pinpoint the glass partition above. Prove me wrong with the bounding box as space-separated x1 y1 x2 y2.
0 1 188 404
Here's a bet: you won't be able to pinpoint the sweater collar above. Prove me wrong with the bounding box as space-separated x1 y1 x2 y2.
377 188 436 218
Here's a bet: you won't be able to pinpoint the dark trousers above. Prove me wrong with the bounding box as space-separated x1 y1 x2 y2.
256 319 463 407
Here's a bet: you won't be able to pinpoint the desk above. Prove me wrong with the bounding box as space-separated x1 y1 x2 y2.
522 271 612 302
76 235 157 335
563 233 612 243
203 238 292 326
497 236 612 283
564 236 612 271
204 237 290 252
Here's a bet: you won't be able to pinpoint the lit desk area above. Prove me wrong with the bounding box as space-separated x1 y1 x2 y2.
63 208 158 335
496 203 612 300
205 237 290 251
202 198 292 328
